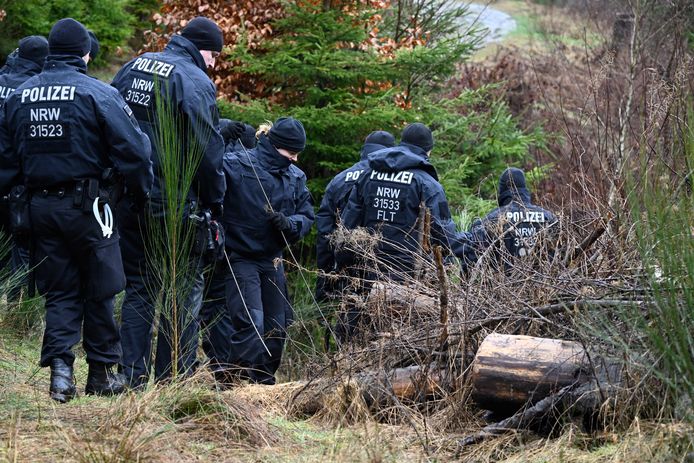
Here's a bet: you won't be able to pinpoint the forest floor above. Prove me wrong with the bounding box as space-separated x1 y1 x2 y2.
1 325 691 463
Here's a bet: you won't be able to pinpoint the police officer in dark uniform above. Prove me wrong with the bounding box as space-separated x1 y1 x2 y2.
0 18 154 402
466 167 558 271
222 117 314 385
200 119 256 382
111 16 226 386
315 130 395 302
0 50 19 76
0 36 48 298
341 123 471 278
339 123 471 339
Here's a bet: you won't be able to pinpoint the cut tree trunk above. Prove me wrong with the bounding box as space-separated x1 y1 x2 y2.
471 333 588 414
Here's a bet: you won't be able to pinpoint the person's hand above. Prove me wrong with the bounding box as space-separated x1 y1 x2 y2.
270 211 292 232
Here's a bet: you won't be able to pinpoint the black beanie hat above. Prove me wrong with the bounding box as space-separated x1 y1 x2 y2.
365 130 395 148
268 117 306 153
88 30 100 59
48 18 90 57
402 122 434 152
18 36 48 67
181 17 223 52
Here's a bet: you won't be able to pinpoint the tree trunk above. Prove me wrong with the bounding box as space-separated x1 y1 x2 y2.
471 333 588 414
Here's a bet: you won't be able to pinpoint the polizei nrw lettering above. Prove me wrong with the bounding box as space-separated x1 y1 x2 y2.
0 85 15 100
132 57 175 78
20 85 76 104
506 210 546 223
369 170 414 185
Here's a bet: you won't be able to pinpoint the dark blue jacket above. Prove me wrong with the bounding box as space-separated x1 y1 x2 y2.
0 56 43 105
316 142 387 273
0 55 153 198
111 35 225 207
340 143 470 274
0 50 18 76
222 135 314 260
468 182 558 265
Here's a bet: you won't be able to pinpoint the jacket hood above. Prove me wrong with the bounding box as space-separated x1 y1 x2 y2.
368 144 438 180
498 167 532 206
254 135 292 173
360 143 388 160
43 54 87 74
165 35 207 73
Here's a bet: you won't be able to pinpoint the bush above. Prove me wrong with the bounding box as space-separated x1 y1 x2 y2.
0 0 144 65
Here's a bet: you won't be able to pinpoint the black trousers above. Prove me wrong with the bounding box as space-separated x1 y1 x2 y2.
31 195 125 367
226 257 291 385
200 261 232 368
117 200 205 383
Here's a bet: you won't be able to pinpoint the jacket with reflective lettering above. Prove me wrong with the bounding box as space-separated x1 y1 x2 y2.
222 135 314 260
340 143 471 275
467 182 558 267
0 56 43 105
0 55 153 198
316 142 387 273
111 35 225 207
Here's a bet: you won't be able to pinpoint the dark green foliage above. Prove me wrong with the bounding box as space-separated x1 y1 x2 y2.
230 2 394 108
0 0 149 65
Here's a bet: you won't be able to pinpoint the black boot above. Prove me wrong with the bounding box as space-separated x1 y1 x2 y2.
49 358 76 403
85 362 127 396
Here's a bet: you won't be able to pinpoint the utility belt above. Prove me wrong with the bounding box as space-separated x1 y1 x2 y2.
30 170 124 212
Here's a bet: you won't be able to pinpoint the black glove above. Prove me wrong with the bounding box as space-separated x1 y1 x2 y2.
209 203 224 221
270 211 292 232
219 120 246 145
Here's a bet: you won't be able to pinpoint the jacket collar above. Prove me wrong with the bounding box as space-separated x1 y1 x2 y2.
9 57 43 77
255 135 292 173
499 187 532 207
360 143 387 161
368 144 439 181
165 35 207 73
43 55 87 74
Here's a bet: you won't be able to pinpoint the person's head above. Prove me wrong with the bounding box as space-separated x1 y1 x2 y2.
18 35 48 67
498 167 530 206
48 18 90 63
364 130 395 148
401 122 434 155
88 30 100 61
180 17 223 68
268 117 306 162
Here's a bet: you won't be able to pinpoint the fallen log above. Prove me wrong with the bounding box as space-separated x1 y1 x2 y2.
367 282 440 316
471 333 589 414
460 359 623 447
288 364 447 418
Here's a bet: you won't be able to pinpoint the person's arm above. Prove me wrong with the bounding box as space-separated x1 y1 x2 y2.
316 181 339 273
280 172 315 245
0 104 21 196
99 90 154 201
424 183 472 260
182 86 226 208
